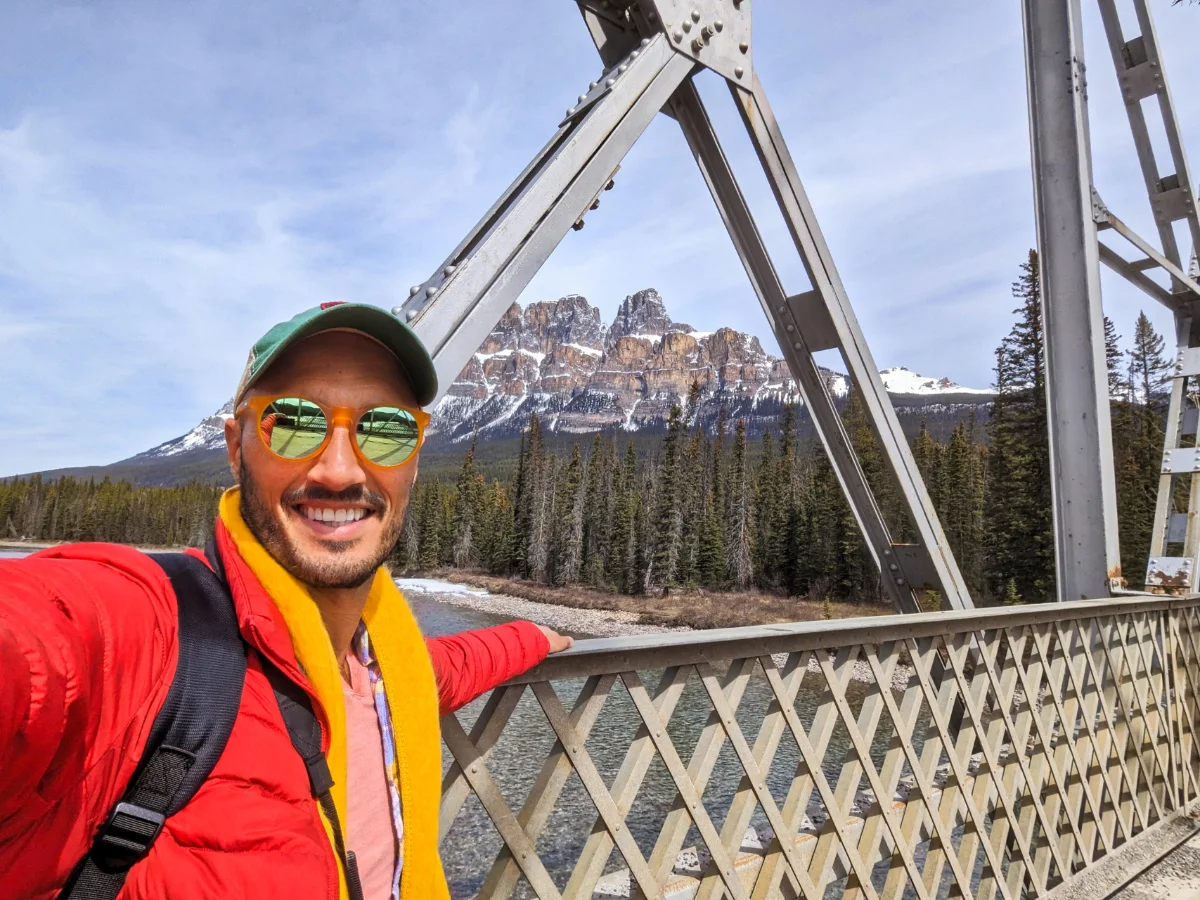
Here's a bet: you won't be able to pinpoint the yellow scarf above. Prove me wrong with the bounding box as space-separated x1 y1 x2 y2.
219 489 448 900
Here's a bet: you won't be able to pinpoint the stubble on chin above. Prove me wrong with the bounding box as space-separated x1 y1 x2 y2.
238 461 404 590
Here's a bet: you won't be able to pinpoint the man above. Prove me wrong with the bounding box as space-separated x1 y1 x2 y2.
0 302 573 900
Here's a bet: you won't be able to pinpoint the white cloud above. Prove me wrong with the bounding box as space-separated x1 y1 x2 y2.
0 0 1197 474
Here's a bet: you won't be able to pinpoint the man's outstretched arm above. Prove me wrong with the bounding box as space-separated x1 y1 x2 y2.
0 546 175 840
425 622 573 715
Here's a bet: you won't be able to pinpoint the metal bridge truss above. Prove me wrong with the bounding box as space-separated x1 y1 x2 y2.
398 0 1199 610
438 595 1200 899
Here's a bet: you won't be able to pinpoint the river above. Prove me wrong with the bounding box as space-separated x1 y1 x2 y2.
2 547 899 897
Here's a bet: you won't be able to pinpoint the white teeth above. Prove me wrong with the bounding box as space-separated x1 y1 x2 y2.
301 506 367 524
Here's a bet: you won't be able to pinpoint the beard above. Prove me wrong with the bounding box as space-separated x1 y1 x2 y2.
239 459 405 590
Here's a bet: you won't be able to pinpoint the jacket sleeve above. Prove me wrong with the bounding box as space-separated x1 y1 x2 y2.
425 621 550 715
0 545 176 836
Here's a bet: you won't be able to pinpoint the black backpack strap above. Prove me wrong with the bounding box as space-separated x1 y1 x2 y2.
58 548 246 900
260 658 365 900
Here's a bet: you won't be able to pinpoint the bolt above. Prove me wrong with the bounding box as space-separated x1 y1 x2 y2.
605 179 615 190
573 220 584 230
605 77 616 87
739 41 748 53
590 199 600 210
701 25 714 39
691 9 700 22
682 19 692 32
405 309 417 322
673 29 683 42
443 264 456 276
714 20 724 31
409 285 421 296
734 66 745 78
426 286 437 297
691 37 703 52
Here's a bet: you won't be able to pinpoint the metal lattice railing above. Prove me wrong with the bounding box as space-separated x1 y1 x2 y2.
437 596 1200 900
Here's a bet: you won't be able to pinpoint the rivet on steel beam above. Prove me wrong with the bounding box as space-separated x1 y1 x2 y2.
785 324 794 332
691 9 700 22
443 264 456 276
739 41 748 53
520 851 528 860
618 63 628 72
630 50 640 59
895 577 905 585
714 20 723 31
405 310 417 322
567 108 576 116
889 563 899 572
792 342 802 350
640 37 650 46
682 19 692 32
673 30 683 42
777 305 786 314
470 764 478 773
426 286 438 297
734 66 744 78
647 12 657 23
589 81 598 88
409 285 421 296
605 77 616 87
578 94 586 103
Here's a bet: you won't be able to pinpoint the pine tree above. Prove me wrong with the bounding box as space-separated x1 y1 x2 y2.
553 444 585 585
450 436 483 568
648 404 685 591
727 418 753 588
986 250 1054 603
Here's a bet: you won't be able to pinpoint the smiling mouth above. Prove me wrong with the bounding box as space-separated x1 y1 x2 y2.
295 504 376 527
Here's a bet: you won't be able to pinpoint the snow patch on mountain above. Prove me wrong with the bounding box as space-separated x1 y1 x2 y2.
879 366 992 396
138 289 991 457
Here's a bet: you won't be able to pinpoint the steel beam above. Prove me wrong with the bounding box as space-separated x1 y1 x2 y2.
1022 0 1121 600
728 73 973 610
668 79 966 613
396 34 695 398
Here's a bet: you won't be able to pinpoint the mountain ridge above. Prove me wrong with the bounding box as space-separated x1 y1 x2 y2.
16 289 993 485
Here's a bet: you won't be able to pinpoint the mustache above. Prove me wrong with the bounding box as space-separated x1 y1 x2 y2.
282 484 387 512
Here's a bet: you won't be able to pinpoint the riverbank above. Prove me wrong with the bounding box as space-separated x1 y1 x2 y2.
409 569 891 631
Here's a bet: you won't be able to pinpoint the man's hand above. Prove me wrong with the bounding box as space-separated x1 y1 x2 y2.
536 624 574 653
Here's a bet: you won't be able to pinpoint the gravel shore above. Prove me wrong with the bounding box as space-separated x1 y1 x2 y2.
397 577 690 639
398 577 914 689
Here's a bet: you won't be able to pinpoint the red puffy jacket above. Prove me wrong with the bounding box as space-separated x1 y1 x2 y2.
0 523 549 899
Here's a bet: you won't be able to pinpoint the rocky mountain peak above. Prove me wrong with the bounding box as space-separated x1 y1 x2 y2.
606 288 693 346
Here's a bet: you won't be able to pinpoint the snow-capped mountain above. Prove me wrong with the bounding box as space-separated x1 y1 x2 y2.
138 288 991 459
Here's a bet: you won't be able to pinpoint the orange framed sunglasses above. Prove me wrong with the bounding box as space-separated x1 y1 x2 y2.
236 395 431 468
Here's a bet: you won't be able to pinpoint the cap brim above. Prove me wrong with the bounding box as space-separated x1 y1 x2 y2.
245 303 438 406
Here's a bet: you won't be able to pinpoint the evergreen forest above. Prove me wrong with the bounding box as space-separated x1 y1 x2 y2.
0 251 1177 604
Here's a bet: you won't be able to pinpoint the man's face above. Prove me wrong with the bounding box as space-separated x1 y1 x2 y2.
225 330 421 589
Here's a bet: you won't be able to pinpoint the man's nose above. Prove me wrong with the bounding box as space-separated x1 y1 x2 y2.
307 424 366 491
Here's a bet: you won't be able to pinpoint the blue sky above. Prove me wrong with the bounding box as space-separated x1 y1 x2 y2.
1 1 1197 475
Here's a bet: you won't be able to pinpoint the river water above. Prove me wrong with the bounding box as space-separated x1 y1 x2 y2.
2 548 899 897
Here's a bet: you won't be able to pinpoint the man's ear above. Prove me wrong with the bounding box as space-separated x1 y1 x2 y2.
225 416 243 484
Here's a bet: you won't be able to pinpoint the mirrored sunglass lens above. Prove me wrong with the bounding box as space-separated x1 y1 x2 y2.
261 398 328 459
356 406 420 466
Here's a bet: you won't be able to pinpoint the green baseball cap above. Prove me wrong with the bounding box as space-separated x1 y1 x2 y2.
234 302 438 407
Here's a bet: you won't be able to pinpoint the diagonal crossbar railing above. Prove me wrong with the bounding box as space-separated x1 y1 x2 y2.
438 596 1200 900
